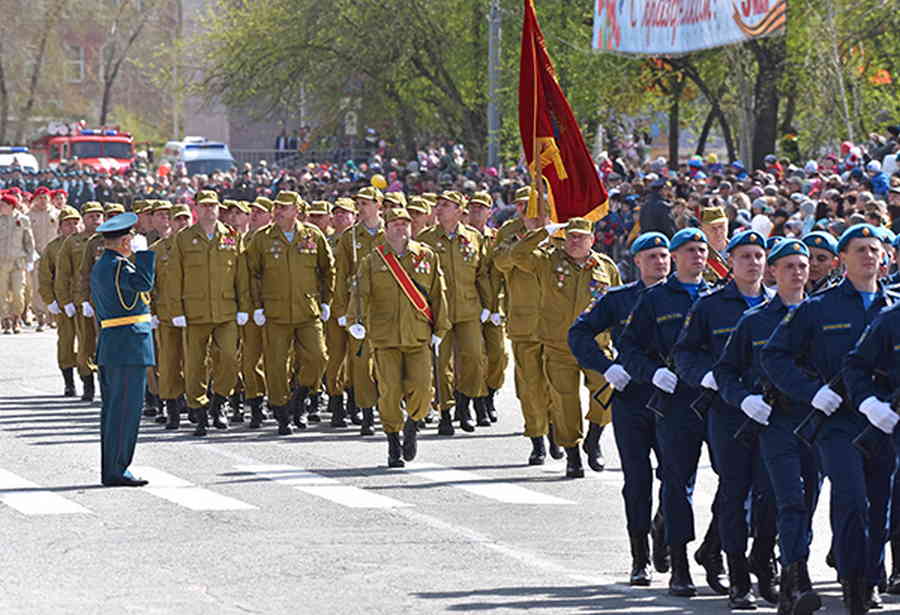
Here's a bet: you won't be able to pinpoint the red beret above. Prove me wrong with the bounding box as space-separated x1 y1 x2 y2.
1 194 17 206
52 189 68 197
22 192 32 201
6 187 22 196
33 186 50 197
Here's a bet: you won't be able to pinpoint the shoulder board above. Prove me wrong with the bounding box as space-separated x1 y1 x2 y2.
698 285 727 299
606 281 640 295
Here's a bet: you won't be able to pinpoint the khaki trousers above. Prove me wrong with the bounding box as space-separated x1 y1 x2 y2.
184 321 238 408
436 319 485 408
156 322 185 400
346 337 378 409
543 343 610 448
241 322 267 398
511 339 553 438
374 345 432 433
0 263 25 317
74 314 97 377
482 321 508 394
324 317 348 396
55 313 77 369
263 321 327 407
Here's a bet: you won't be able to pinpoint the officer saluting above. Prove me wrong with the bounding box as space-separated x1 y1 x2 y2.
90 213 155 487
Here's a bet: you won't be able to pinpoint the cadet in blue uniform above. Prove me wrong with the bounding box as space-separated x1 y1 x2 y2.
569 232 671 586
674 230 777 609
90 213 156 487
716 239 822 615
618 228 725 598
763 224 894 613
801 231 840 294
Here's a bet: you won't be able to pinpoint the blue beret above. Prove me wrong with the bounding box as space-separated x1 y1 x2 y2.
726 229 767 253
766 235 785 250
96 212 138 238
892 233 900 250
802 231 838 255
837 223 881 252
630 232 670 255
878 227 896 246
768 239 809 263
669 227 708 252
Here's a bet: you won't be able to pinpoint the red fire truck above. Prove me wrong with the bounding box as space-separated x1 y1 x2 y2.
30 123 136 174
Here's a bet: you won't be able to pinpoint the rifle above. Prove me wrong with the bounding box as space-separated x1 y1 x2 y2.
352 223 364 358
793 368 846 448
645 356 705 421
733 378 778 448
851 373 896 460
592 382 612 410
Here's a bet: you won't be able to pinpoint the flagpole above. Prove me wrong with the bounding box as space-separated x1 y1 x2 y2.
528 0 547 219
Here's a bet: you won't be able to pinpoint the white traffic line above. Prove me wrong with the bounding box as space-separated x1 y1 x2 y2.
405 462 575 505
129 466 256 511
234 464 412 509
0 469 90 515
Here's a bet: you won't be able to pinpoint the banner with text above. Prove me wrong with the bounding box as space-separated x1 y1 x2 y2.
592 0 787 56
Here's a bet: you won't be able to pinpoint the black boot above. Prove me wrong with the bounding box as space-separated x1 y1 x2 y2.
306 392 322 423
695 529 729 595
192 407 208 436
247 397 265 429
651 507 670 573
346 388 362 425
402 417 418 461
62 368 76 397
669 543 697 597
229 392 244 423
437 410 455 436
291 386 309 429
888 538 900 594
848 578 869 615
329 394 347 427
628 533 652 586
727 554 757 610
387 433 405 468
776 562 794 615
209 394 229 430
154 394 167 423
582 422 605 472
455 393 475 432
165 399 180 430
564 446 584 478
143 389 158 417
473 396 491 427
359 407 376 436
274 405 292 435
80 373 95 402
784 560 821 615
748 538 779 605
528 437 546 465
486 388 498 422
547 424 563 459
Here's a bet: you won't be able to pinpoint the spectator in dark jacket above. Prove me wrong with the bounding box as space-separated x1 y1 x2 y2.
639 178 677 237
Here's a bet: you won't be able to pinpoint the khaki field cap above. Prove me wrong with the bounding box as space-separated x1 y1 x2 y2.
354 186 383 202
332 197 357 214
565 217 593 235
384 207 412 224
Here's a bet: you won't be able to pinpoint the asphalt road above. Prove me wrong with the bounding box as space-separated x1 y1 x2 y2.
0 327 882 614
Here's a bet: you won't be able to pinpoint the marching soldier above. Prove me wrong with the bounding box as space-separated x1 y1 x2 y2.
801 231 840 293
408 197 433 238
245 190 334 436
348 207 449 467
28 186 58 331
55 201 104 401
324 198 356 427
0 192 35 334
701 206 731 286
39 206 82 396
165 194 250 436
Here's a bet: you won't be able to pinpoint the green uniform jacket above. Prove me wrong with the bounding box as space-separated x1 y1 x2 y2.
333 220 385 319
54 230 92 308
38 234 67 306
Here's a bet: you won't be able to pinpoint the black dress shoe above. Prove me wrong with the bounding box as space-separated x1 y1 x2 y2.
651 508 670 573
695 538 729 595
402 418 418 462
669 544 697 597
528 437 546 465
103 476 149 487
748 544 778 605
628 533 652 586
727 554 757 610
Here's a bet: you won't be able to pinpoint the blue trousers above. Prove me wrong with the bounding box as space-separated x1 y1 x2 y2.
99 365 146 484
612 389 661 536
760 411 822 565
893 452 900 539
818 414 895 584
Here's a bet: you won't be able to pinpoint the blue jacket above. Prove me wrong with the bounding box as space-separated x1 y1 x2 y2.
761 277 894 424
844 301 900 409
91 249 156 367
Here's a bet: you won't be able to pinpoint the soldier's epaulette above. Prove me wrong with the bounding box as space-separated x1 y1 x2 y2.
606 280 640 295
811 279 841 296
698 284 727 300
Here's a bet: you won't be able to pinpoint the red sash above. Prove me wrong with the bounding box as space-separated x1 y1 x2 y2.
706 251 730 280
375 245 433 323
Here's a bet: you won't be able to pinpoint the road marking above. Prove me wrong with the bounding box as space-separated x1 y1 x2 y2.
405 463 575 505
0 469 90 515
129 466 256 511
234 464 411 509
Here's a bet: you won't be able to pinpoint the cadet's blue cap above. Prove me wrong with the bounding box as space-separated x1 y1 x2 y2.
630 232 670 255
892 233 900 250
726 229 767 253
837 223 881 253
766 235 785 250
802 231 838 256
96 212 137 239
669 227 708 252
768 239 809 264
878 227 896 246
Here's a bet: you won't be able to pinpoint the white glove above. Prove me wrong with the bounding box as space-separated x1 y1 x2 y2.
253 309 266 326
236 312 249 326
544 222 568 235
64 303 76 318
130 234 148 252
25 262 34 272
81 301 94 318
480 308 491 323
490 312 502 326
431 334 442 349
603 364 631 391
349 323 366 340
172 315 187 328
860 396 900 435
652 367 678 394
701 371 718 391
151 315 159 329
48 301 60 315
337 315 347 328
320 303 331 322
741 395 772 425
811 384 842 416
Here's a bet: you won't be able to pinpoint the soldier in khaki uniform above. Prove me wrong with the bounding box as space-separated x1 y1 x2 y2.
27 187 58 331
333 186 385 435
0 193 35 334
39 206 82 396
303 199 334 421
408 196 433 238
166 195 250 436
348 208 449 467
245 191 335 436
418 190 490 435
510 217 619 478
55 202 104 401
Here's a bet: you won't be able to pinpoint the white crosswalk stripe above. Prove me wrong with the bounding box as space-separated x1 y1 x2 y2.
0 469 90 515
405 463 575 505
234 464 412 509
129 466 257 511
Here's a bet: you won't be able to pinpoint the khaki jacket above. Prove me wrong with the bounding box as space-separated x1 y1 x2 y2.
493 217 543 341
149 234 180 321
417 222 490 324
38 234 67 306
54 230 92 307
77 233 107 305
333 220 385 318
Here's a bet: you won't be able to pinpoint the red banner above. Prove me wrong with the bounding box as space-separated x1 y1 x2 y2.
519 0 608 223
